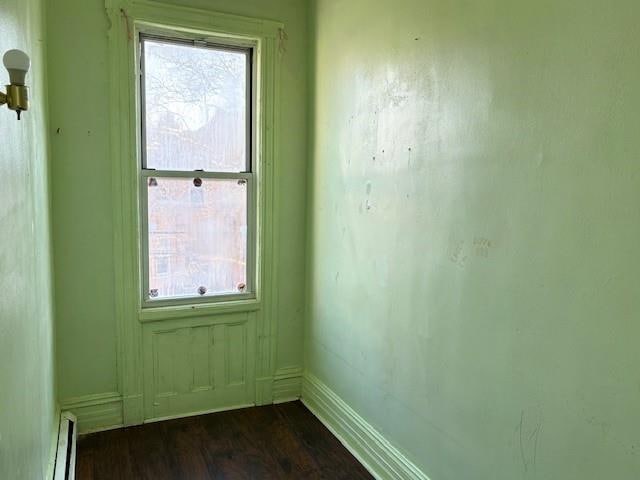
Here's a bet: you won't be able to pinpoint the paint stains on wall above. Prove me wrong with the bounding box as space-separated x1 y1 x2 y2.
473 237 493 258
448 239 467 268
448 236 494 268
516 409 544 476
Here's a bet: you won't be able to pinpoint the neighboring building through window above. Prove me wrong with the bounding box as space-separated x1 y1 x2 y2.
139 34 254 304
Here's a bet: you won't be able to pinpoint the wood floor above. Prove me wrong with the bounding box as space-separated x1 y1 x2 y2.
76 401 373 479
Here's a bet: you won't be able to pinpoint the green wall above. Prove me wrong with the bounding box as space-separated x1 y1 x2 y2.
306 0 640 479
0 0 57 478
48 0 308 402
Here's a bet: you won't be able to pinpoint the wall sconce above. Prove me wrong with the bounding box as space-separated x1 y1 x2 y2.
0 49 30 120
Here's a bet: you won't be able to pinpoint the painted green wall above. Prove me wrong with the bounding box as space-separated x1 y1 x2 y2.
306 0 640 478
0 0 57 478
48 0 308 402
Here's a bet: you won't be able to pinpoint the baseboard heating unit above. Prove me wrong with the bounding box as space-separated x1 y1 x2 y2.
53 412 77 480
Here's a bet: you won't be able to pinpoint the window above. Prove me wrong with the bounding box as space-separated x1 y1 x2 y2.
139 34 254 305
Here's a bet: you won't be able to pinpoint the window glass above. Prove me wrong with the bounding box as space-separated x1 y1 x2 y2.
146 177 248 299
143 39 248 172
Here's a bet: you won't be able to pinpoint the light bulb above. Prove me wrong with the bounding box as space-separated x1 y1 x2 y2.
3 49 30 85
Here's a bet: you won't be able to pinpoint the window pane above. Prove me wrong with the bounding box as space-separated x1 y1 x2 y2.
143 38 248 172
146 177 248 300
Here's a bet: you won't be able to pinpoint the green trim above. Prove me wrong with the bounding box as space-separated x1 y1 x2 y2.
122 0 283 38
141 312 257 419
273 366 303 403
60 392 124 434
105 0 283 425
302 374 430 480
105 0 144 426
143 402 255 424
139 299 261 322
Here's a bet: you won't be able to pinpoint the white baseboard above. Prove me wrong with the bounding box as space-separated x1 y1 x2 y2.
273 366 302 403
60 392 123 434
302 373 430 480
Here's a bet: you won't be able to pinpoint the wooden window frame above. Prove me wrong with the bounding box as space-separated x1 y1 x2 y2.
138 33 257 307
105 0 283 424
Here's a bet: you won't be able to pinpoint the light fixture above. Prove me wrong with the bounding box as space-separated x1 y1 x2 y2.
0 49 30 120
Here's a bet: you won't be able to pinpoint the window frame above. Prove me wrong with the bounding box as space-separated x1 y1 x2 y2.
107 0 283 423
139 33 254 173
137 31 258 308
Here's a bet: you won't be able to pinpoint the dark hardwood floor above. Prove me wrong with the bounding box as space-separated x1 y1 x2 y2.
76 401 373 479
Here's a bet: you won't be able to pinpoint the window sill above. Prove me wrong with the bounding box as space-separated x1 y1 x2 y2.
138 298 261 322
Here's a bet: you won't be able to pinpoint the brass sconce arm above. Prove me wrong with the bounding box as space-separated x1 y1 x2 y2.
1 84 29 120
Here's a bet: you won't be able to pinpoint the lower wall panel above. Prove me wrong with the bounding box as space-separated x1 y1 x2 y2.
142 313 256 421
302 373 429 480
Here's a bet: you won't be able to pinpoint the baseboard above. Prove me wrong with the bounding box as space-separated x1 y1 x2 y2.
121 394 144 426
255 376 274 405
144 402 255 424
57 369 299 435
59 371 302 435
273 366 302 403
302 373 430 480
60 392 123 434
